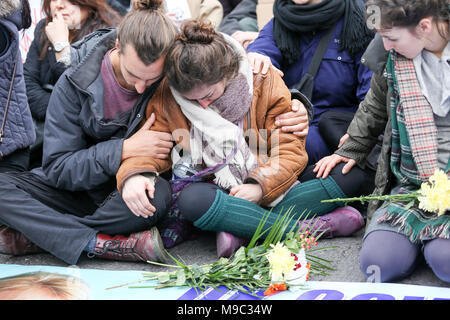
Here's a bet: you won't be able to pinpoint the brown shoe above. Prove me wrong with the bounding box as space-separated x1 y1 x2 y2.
92 227 169 263
0 226 45 255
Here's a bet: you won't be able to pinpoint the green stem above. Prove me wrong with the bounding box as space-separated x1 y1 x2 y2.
321 192 419 204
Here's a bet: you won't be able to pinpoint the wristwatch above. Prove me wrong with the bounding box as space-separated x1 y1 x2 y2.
53 41 70 52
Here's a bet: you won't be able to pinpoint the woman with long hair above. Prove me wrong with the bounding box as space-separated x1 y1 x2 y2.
316 0 450 283
24 0 122 168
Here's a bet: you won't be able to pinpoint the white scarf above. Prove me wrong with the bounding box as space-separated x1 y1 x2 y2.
170 34 257 190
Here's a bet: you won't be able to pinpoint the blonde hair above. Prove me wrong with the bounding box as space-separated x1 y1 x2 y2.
0 272 90 300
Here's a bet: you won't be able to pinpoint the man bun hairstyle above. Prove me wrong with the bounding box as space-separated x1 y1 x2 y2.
165 19 241 94
118 0 177 65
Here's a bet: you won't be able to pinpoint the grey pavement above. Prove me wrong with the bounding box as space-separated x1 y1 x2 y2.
1 228 449 289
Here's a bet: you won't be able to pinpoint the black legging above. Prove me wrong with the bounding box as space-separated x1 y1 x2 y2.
318 110 355 152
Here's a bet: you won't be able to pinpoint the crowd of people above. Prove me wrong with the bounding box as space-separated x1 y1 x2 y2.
0 0 448 286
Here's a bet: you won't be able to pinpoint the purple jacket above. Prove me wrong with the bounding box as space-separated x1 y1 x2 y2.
247 18 373 122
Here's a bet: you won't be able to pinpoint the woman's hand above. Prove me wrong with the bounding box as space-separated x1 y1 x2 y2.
338 133 350 148
121 174 157 218
275 99 309 137
45 12 69 46
230 183 263 204
247 52 284 77
313 154 357 179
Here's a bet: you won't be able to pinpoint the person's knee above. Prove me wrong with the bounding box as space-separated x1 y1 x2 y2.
329 163 368 197
318 111 339 136
178 183 218 222
360 231 419 282
424 238 450 283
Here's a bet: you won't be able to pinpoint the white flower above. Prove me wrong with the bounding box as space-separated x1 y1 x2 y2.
266 242 296 282
285 248 311 291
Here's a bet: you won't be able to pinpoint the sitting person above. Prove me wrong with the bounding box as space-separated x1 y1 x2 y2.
315 0 450 283
0 0 35 173
246 0 374 165
116 19 366 258
24 0 122 168
0 0 317 264
0 0 178 265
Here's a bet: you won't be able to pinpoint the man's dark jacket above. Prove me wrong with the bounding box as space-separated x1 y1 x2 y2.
32 28 160 203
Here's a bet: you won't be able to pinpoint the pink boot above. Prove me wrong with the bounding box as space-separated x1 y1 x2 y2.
216 232 249 258
300 206 365 239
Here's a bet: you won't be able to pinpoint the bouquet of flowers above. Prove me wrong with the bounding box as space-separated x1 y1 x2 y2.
322 169 450 216
109 208 335 297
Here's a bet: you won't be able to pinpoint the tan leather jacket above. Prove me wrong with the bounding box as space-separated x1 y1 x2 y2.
117 67 307 206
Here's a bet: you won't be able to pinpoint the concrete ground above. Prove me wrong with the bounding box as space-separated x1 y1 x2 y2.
1 228 449 289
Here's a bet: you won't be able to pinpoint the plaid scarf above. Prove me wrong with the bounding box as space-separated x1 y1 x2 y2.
377 51 450 242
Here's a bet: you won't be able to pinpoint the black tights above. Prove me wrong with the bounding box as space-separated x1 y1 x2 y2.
298 163 370 197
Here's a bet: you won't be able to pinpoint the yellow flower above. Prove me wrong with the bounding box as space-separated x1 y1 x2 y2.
418 169 450 216
266 242 296 282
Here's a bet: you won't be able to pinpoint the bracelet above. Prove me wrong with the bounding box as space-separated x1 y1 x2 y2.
57 48 71 67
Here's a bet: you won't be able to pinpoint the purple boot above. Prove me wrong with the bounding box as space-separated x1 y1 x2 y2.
299 206 365 239
216 232 249 258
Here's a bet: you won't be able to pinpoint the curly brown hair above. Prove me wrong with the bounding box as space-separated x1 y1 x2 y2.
164 19 242 94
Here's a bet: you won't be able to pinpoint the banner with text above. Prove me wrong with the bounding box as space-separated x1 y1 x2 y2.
0 264 449 300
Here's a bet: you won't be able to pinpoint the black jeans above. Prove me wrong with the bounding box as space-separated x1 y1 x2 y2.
0 171 171 264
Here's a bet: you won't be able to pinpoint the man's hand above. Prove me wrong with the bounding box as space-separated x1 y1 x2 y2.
122 113 173 161
230 183 263 204
313 154 356 179
121 174 156 218
275 99 309 137
247 52 284 77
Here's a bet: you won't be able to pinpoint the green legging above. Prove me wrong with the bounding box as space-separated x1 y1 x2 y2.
193 177 346 239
